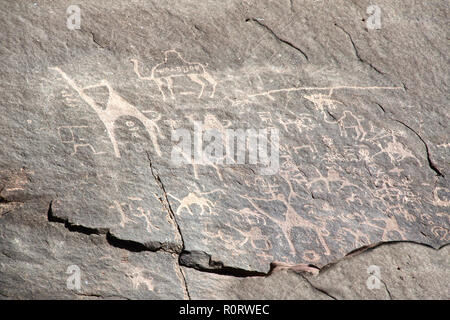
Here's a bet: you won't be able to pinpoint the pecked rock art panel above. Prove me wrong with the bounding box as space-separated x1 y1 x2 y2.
0 0 448 299
131 50 217 101
31 51 450 273
155 73 449 272
43 64 182 252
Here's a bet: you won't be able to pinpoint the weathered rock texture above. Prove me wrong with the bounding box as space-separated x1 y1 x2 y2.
0 0 448 299
183 243 449 300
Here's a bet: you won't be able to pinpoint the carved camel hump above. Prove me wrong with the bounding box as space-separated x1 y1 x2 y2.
151 50 205 78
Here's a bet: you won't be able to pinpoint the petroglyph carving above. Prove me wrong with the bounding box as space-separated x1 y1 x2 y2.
304 93 343 124
240 180 331 258
131 50 217 100
60 89 79 107
51 67 162 158
373 136 421 166
113 200 134 228
114 200 155 232
237 226 272 251
57 125 106 156
337 111 367 140
171 192 216 216
279 112 317 134
248 85 402 100
200 220 250 255
433 187 450 207
431 226 449 240
0 168 33 193
127 267 154 291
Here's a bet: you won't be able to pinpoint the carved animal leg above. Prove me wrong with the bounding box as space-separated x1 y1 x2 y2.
165 77 175 99
103 121 121 158
202 72 217 98
187 73 206 98
141 119 162 156
152 77 167 101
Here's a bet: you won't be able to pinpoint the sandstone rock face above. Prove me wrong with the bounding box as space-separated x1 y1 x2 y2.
0 0 448 299
184 243 449 300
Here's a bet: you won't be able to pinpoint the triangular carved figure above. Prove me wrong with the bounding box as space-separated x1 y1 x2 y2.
51 67 162 158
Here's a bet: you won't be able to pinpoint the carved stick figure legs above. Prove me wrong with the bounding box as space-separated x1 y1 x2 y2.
187 74 206 98
187 72 217 98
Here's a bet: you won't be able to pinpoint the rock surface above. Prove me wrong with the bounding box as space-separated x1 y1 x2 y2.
0 0 448 299
183 242 449 300
0 200 187 299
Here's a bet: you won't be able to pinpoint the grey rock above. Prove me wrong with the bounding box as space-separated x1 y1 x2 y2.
0 0 448 298
183 242 449 300
0 200 187 299
304 242 450 300
182 267 331 300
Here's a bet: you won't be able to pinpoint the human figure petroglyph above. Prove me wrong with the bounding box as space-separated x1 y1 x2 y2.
127 267 154 291
51 67 162 158
131 50 217 100
113 200 134 228
190 114 233 181
57 125 106 156
113 200 155 232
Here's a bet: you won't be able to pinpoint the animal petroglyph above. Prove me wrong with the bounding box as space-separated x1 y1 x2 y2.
336 110 367 141
171 192 216 216
131 50 217 100
51 67 162 158
240 182 332 259
373 136 422 166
